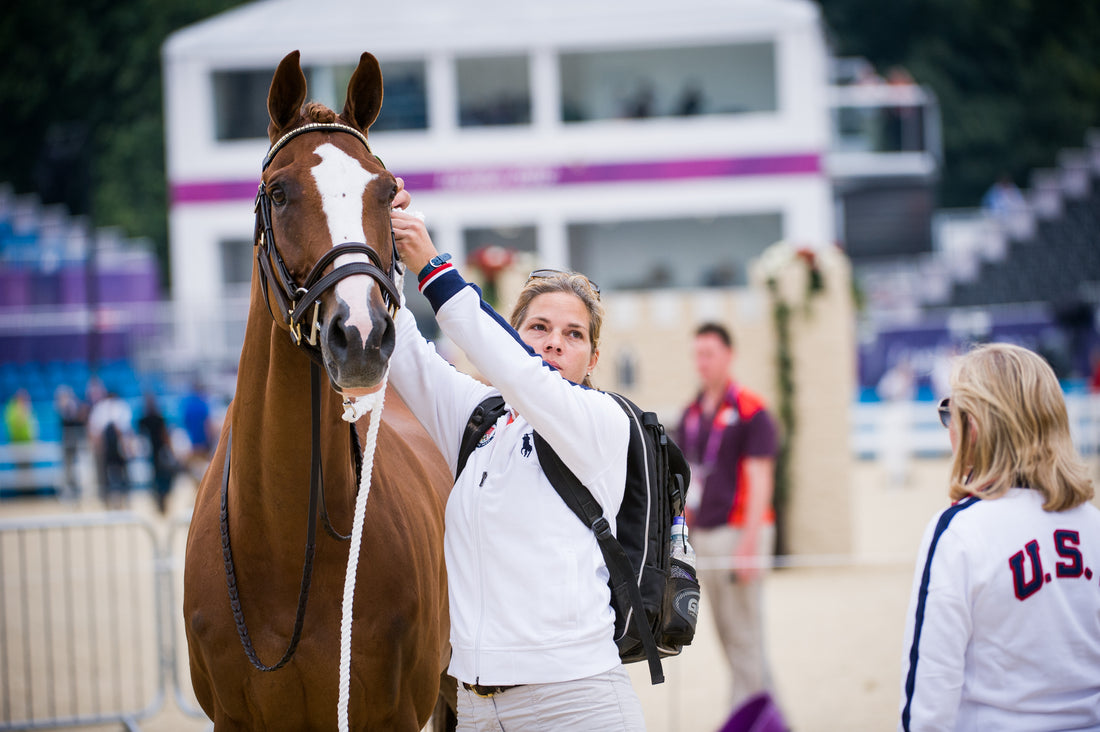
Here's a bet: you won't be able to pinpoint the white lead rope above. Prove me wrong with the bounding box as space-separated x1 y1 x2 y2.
337 381 387 732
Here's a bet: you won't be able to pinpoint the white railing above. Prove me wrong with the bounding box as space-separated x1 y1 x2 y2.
852 391 1100 459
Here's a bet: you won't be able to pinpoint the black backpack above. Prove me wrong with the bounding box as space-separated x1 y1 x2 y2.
457 392 699 684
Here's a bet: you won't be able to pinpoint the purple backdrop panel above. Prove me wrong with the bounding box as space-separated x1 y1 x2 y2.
857 307 1088 391
0 270 30 308
29 272 60 306
96 267 160 304
59 266 87 305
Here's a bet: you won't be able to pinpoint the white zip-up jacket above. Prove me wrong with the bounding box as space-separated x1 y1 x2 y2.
899 488 1100 731
388 263 629 686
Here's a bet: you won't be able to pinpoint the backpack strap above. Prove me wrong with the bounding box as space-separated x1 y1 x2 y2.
456 395 507 480
532 430 666 685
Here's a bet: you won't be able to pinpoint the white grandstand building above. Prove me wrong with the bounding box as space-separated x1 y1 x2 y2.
162 0 938 364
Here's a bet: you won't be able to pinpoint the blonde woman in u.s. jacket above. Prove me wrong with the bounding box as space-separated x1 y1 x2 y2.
387 189 645 731
899 342 1100 731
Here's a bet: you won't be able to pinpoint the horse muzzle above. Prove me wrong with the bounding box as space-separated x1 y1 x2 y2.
319 296 395 391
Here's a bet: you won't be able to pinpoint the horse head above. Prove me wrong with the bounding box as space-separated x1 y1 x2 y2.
256 50 402 396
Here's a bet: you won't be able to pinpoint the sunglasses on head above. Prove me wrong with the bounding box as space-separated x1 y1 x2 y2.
937 397 951 429
526 268 601 299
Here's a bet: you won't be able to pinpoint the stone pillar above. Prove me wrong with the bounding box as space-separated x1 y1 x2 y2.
748 243 855 557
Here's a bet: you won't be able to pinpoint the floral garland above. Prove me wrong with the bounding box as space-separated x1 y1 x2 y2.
759 242 826 555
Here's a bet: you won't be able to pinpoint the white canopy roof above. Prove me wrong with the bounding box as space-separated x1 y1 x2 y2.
163 0 821 66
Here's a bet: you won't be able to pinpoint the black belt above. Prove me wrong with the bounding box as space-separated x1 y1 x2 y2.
462 681 521 698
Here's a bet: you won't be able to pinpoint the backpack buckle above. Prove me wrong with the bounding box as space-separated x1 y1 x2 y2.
592 516 613 541
669 474 686 517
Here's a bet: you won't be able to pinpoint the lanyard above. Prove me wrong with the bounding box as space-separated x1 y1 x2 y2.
684 382 739 468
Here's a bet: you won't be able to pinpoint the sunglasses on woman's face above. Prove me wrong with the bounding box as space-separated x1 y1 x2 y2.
937 397 951 429
526 268 601 299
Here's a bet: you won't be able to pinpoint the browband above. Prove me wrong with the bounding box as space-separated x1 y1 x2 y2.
262 123 372 172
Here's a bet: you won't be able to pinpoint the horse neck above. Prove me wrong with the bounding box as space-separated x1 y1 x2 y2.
226 288 357 541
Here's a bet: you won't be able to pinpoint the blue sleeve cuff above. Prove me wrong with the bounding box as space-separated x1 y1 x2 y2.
419 265 467 313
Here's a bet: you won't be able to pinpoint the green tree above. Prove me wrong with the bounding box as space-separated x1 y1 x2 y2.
0 0 245 287
820 0 1100 207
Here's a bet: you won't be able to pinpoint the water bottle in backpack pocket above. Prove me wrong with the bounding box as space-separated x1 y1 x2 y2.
661 515 700 648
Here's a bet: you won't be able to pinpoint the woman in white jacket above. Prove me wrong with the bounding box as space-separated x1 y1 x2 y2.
899 342 1100 731
388 193 645 731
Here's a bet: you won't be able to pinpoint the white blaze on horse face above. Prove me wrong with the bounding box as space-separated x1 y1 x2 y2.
311 143 380 347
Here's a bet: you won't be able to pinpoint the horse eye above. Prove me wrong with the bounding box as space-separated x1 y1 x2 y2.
269 186 287 206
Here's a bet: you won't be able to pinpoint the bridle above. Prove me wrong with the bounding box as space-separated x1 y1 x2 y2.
253 122 403 360
222 121 399 672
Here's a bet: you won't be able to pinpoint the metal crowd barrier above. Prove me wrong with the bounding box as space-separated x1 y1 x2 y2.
0 509 447 732
166 513 207 722
0 512 194 731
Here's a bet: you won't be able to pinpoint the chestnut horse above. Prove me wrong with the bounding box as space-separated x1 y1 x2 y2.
184 51 452 730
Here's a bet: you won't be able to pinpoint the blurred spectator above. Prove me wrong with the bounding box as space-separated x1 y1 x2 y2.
4 388 38 443
854 62 884 86
54 384 86 501
676 81 704 115
84 376 108 498
886 66 915 86
4 388 38 474
622 81 655 118
981 173 1031 239
877 358 915 487
181 380 215 480
87 390 133 508
138 392 177 515
1090 347 1100 393
1089 348 1100 457
882 66 922 152
982 174 1027 217
85 375 107 407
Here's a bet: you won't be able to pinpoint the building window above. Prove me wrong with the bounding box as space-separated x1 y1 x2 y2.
373 60 429 132
213 70 274 140
212 65 349 140
212 60 428 141
456 56 531 127
567 214 782 291
559 42 777 123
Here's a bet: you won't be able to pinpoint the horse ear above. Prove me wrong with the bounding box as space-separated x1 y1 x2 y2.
342 52 383 133
268 50 308 140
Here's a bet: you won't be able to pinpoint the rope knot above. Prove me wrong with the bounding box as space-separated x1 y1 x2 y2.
341 388 386 422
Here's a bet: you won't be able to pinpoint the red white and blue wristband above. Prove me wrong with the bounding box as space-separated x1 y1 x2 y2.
417 252 452 289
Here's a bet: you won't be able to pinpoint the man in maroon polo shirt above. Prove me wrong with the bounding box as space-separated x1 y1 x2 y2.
677 322 779 712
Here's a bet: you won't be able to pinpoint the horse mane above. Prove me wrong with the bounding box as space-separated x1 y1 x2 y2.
303 102 338 123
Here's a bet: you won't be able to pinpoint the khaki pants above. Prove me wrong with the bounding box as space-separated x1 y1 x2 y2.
692 523 775 711
457 665 645 732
